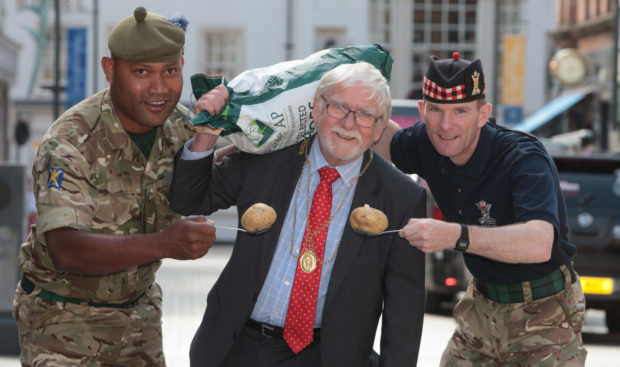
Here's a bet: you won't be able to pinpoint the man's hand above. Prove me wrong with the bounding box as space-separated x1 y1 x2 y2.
189 84 230 151
400 218 554 263
372 119 401 162
46 218 217 275
161 217 216 260
399 218 460 253
193 84 229 116
214 144 239 162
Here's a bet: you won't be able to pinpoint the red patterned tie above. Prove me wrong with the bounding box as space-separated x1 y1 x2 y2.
284 166 340 354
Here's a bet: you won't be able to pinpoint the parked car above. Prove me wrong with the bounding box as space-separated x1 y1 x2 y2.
391 98 420 128
415 178 471 313
554 153 620 333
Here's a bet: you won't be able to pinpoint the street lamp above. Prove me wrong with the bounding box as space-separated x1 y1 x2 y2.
53 0 61 119
613 0 619 136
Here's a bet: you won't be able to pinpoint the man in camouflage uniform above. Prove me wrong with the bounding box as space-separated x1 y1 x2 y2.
12 6 216 366
374 53 587 366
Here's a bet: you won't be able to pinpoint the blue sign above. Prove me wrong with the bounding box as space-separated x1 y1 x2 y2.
66 27 87 109
502 105 523 125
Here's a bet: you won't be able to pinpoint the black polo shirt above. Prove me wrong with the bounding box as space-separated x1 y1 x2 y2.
391 121 576 284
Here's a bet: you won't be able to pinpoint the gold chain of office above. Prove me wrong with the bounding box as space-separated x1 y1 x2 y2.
289 138 373 273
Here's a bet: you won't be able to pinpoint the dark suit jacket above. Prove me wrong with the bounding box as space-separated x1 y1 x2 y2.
168 138 427 367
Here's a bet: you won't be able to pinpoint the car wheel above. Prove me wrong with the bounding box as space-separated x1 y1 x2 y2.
606 308 620 334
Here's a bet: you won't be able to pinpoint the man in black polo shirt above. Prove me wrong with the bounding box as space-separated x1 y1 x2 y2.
374 52 586 366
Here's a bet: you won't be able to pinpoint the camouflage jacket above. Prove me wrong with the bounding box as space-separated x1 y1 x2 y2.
18 89 194 303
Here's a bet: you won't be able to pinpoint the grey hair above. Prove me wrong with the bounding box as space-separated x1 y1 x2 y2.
314 62 391 125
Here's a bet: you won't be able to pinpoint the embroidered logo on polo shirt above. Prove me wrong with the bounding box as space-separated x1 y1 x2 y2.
476 200 496 226
47 168 64 188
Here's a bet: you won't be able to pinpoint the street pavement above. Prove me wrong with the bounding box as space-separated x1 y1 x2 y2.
2 244 619 366
158 245 620 367
157 245 455 366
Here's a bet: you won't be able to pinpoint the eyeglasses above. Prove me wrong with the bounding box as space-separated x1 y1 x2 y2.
320 95 380 128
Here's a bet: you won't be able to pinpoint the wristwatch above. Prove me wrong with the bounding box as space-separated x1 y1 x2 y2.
455 224 469 251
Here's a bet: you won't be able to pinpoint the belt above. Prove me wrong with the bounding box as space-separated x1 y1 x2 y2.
246 319 321 341
475 263 576 304
20 274 143 309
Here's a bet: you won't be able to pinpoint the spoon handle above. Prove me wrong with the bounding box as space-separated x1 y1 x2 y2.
380 229 402 234
214 225 248 233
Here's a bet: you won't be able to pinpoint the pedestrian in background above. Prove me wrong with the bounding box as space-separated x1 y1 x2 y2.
374 52 587 366
13 6 215 366
169 61 427 367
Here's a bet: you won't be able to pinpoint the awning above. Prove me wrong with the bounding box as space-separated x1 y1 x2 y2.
512 92 588 133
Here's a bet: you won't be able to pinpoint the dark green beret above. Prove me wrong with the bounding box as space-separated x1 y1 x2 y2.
108 6 185 63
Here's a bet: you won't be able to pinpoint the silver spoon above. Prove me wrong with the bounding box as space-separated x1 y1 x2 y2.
214 224 271 235
353 228 402 236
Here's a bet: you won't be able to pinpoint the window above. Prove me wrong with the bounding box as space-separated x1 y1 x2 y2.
370 0 393 49
202 30 244 81
369 0 488 97
499 0 522 34
40 25 67 94
315 28 347 51
409 0 479 92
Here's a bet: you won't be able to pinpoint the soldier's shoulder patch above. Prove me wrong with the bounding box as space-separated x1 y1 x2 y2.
47 168 64 188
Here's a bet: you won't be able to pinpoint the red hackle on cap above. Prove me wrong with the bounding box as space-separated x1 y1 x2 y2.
452 52 460 61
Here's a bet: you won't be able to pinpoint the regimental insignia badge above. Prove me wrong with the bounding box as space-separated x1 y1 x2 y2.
47 168 64 188
476 200 496 226
471 71 481 96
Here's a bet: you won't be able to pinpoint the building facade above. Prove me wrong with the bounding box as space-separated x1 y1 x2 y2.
0 4 19 162
370 0 556 125
550 0 618 150
3 0 375 167
2 0 561 167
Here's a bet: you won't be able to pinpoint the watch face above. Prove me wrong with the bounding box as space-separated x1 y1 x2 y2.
456 239 469 251
550 49 587 86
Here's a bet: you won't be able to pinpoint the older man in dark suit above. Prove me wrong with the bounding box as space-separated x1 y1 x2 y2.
168 61 427 367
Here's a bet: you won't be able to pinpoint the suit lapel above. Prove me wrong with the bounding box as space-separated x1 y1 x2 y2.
258 140 309 285
323 149 378 310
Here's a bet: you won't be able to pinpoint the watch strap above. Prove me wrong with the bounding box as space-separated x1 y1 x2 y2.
455 224 469 251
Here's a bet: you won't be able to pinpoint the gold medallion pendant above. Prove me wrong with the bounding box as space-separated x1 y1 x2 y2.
300 250 317 273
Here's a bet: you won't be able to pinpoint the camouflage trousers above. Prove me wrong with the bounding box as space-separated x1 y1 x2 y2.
13 281 165 367
441 274 587 367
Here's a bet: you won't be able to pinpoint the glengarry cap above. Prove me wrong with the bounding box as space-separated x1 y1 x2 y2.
108 6 187 63
422 52 486 103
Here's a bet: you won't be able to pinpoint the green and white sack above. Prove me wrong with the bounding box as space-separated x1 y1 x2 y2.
190 44 393 154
